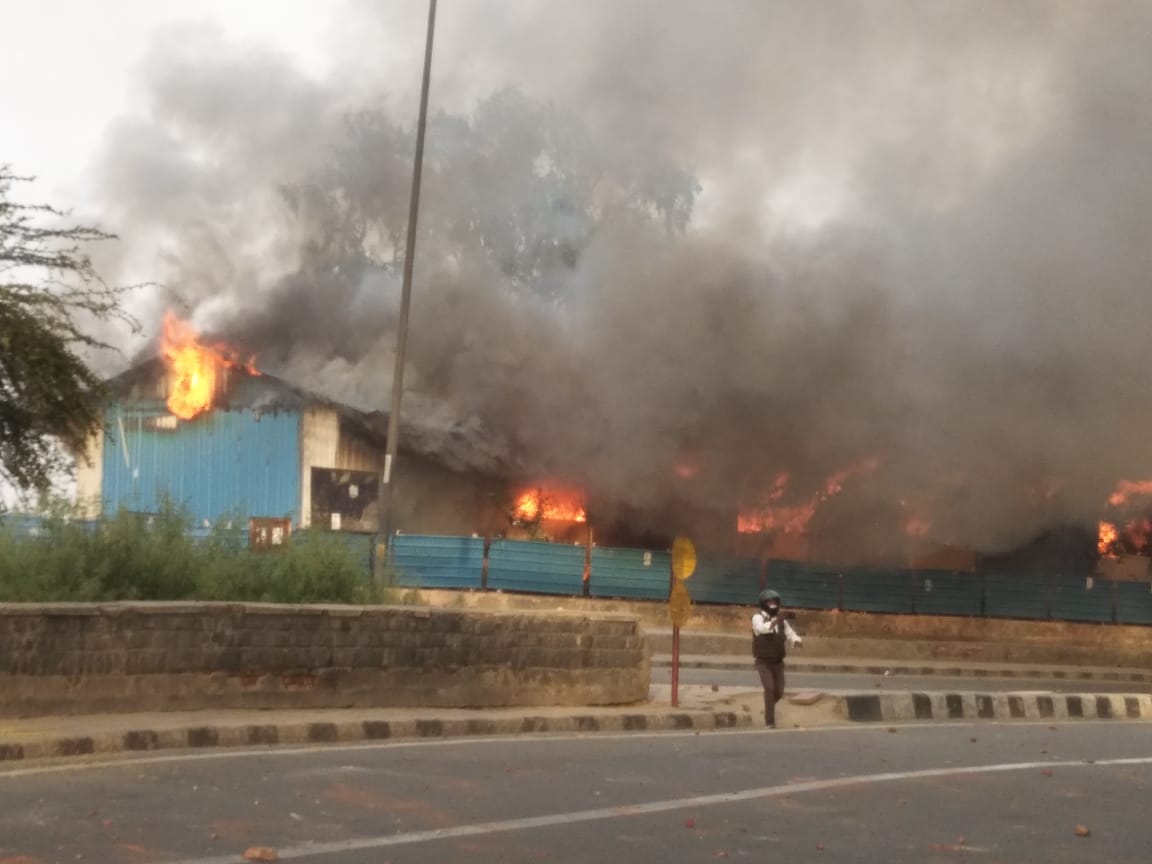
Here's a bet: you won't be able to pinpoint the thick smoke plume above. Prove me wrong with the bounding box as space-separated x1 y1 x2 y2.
91 1 1152 558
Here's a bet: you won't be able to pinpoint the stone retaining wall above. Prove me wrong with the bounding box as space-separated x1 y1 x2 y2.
0 603 649 717
415 589 1152 666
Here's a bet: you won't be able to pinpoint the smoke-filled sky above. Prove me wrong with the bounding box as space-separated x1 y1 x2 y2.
6 1 1152 555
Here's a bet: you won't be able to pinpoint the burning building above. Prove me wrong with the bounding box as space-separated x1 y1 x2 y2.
75 316 507 539
68 315 1152 582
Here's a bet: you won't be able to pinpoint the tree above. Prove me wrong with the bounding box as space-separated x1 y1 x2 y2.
0 166 135 497
282 89 701 299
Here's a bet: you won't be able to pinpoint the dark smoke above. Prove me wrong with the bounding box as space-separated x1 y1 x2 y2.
90 2 1152 557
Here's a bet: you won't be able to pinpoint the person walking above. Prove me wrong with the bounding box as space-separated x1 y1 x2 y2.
752 589 802 729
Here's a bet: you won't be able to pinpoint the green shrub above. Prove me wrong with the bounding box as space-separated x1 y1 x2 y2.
0 503 386 604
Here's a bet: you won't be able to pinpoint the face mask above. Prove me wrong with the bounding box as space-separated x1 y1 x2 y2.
766 605 780 616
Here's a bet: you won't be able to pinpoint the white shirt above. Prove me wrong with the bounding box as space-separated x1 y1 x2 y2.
751 611 802 646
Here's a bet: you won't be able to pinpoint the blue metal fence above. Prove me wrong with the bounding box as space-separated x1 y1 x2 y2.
1050 573 1114 623
1115 581 1152 626
765 561 840 610
984 571 1052 620
687 557 761 604
911 571 983 617
589 547 670 600
842 569 916 614
390 535 484 589
487 539 586 595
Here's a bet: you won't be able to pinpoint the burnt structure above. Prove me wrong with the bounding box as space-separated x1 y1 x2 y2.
75 359 506 539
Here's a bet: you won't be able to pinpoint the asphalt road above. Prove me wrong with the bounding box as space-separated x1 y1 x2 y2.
2 722 1150 863
660 665 1152 694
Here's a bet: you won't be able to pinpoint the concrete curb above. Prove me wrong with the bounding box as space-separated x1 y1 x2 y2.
5 690 1148 765
841 691 1152 724
0 708 750 765
6 689 1148 766
652 656 1152 682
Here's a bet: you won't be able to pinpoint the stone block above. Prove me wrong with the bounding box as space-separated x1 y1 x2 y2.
125 651 165 675
350 648 378 668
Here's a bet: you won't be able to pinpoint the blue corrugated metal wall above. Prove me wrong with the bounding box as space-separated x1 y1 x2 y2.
984 571 1051 620
687 557 761 604
842 568 916 614
765 561 840 610
101 406 301 525
590 547 671 599
487 539 586 594
369 537 1152 626
391 535 484 589
1050 573 1114 623
1116 581 1152 625
912 571 983 617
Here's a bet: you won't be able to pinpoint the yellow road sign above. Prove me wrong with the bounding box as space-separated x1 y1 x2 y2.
671 536 697 581
669 579 693 627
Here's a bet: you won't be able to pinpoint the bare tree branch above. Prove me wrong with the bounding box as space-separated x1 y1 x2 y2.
0 164 139 495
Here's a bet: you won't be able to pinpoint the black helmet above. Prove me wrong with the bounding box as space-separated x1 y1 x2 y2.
758 589 781 607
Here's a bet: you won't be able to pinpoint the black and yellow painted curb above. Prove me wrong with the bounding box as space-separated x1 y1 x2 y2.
0 708 749 764
843 691 1152 723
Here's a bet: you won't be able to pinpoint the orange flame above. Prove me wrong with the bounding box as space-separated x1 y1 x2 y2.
893 496 934 539
737 503 816 535
904 517 933 538
672 446 705 479
1125 518 1152 553
822 458 880 497
1098 521 1119 557
514 487 587 523
738 460 879 535
160 312 258 420
1108 479 1152 508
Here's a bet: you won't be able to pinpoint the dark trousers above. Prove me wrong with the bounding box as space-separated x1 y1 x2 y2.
755 660 785 726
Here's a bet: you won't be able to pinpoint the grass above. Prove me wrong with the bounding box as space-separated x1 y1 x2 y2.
0 502 391 604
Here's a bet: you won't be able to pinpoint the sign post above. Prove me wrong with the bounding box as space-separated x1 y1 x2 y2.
669 536 696 707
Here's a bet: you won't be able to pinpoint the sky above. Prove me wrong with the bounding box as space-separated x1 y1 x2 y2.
6 2 1152 557
0 1 337 196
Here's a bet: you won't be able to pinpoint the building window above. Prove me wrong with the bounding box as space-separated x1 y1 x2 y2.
310 468 380 533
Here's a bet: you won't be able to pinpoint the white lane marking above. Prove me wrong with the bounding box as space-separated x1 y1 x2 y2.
0 720 1145 779
159 755 1152 864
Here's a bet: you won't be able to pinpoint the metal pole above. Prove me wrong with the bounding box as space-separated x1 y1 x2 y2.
379 0 438 552
669 555 679 707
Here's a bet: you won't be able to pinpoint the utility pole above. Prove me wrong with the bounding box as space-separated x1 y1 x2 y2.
379 0 438 554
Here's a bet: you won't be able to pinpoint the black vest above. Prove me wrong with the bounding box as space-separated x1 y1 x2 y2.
753 627 787 662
